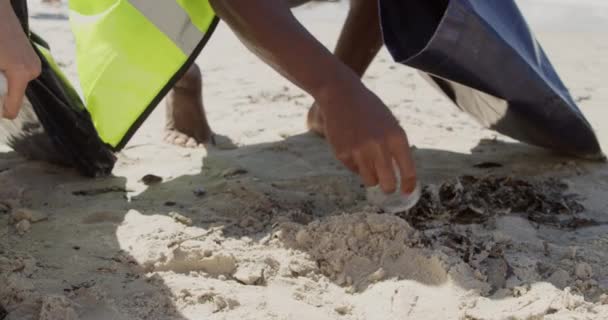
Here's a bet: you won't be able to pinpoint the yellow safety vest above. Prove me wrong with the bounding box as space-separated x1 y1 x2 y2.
68 0 218 150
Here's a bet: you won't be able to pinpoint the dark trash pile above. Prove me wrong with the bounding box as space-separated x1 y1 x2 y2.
400 176 597 230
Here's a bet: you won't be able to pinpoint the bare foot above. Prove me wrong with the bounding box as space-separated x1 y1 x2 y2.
306 102 326 137
165 64 213 148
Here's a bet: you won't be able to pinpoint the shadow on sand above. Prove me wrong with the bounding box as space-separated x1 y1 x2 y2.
1 133 607 319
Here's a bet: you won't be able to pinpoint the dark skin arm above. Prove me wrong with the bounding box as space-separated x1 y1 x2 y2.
308 0 384 135
209 0 416 194
334 0 384 77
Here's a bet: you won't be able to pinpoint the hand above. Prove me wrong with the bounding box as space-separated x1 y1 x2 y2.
0 0 41 119
318 81 417 194
207 0 416 192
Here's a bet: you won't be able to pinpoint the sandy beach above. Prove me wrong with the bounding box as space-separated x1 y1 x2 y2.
1 1 608 319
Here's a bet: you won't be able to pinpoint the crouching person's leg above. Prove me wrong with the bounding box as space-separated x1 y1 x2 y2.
164 63 214 148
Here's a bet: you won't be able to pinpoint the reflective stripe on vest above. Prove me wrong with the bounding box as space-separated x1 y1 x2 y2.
69 0 218 149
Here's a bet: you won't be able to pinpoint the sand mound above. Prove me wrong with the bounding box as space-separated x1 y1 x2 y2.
3 174 608 319
278 212 448 290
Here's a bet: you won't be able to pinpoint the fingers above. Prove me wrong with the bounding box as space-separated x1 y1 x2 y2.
353 152 378 187
389 131 417 194
336 151 358 173
342 144 398 194
373 145 398 194
3 70 29 119
2 59 41 119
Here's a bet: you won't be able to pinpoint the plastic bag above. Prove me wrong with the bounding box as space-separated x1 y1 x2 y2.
0 0 115 177
379 0 603 159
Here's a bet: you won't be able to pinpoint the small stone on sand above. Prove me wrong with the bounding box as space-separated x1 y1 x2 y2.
15 220 31 235
140 174 163 186
334 304 352 315
168 212 193 226
193 188 206 197
547 269 571 288
234 264 265 285
222 167 248 178
368 268 386 282
575 263 593 280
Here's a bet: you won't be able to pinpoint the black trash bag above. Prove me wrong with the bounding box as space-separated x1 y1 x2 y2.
0 0 116 177
379 0 604 159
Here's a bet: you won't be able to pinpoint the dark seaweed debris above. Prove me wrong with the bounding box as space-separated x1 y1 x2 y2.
0 202 10 215
401 175 595 230
140 174 163 186
473 162 503 169
72 186 128 196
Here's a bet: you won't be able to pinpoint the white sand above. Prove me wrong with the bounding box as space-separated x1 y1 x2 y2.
2 1 608 319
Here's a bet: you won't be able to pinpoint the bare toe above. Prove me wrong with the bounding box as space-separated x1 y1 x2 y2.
185 137 198 148
173 134 188 146
164 131 177 143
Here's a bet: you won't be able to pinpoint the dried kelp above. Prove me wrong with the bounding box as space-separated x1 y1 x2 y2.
401 176 594 230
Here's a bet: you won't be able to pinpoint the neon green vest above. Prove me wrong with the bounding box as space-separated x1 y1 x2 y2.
68 0 218 150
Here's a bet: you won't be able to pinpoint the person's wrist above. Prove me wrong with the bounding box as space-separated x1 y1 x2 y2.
313 69 365 112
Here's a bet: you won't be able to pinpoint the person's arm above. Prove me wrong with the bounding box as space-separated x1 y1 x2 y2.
334 0 383 77
210 0 360 103
0 0 41 119
210 0 416 194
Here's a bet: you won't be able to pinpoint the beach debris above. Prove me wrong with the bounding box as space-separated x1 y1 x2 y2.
575 262 594 280
15 220 31 235
222 167 248 178
10 208 48 224
72 186 128 196
0 202 9 215
575 95 592 103
368 268 386 282
473 162 503 169
198 292 239 313
140 174 163 186
334 304 353 316
193 187 207 197
63 280 96 294
168 212 193 226
234 263 265 286
403 175 588 230
167 226 227 248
